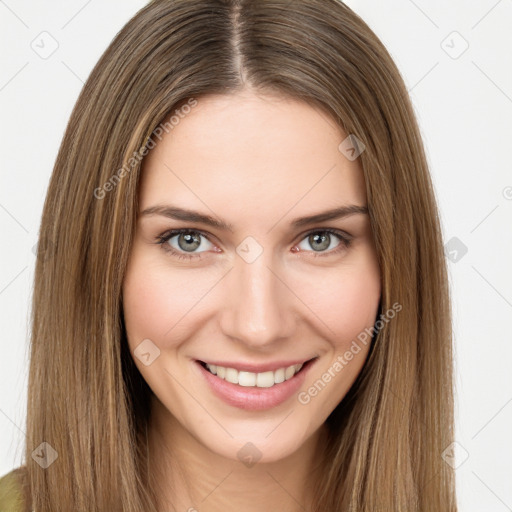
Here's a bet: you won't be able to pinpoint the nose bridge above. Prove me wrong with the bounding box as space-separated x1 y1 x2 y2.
220 243 293 347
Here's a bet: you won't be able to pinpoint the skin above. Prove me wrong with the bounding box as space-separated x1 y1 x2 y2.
122 89 381 512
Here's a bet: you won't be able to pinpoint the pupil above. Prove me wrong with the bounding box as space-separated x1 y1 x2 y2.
311 233 329 251
179 233 200 252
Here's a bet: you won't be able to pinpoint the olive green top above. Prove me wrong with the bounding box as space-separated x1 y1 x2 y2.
0 468 26 512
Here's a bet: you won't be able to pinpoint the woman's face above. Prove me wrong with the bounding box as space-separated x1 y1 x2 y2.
122 90 381 463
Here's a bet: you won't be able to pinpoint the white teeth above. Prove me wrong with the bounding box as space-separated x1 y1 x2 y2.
238 371 256 387
284 365 295 380
225 367 238 384
274 367 285 384
205 362 304 388
256 371 274 388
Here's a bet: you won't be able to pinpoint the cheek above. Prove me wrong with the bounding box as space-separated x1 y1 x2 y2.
123 250 222 353
123 240 381 353
122 255 188 349
296 258 380 411
295 253 381 347
331 270 380 339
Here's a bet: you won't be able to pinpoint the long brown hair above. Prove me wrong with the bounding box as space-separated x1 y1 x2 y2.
24 0 457 510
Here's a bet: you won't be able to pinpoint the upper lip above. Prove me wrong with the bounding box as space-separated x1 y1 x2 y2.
198 357 316 373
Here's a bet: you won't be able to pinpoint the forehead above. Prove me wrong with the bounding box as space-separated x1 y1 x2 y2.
138 91 367 228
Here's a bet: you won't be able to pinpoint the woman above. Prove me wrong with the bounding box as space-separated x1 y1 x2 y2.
0 0 457 510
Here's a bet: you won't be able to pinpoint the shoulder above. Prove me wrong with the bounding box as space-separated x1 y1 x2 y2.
0 467 28 512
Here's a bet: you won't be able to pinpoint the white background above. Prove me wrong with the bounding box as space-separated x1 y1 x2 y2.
1 1 511 510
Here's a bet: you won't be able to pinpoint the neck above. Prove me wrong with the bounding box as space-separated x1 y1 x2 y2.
147 396 329 512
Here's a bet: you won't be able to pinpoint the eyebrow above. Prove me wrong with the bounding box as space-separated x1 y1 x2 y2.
139 204 369 231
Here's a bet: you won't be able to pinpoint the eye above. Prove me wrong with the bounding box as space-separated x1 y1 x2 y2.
156 229 215 260
293 229 352 257
155 228 353 261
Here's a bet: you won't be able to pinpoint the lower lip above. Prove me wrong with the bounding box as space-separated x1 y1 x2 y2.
195 359 315 411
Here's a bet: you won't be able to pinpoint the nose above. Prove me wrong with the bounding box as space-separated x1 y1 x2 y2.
218 248 296 350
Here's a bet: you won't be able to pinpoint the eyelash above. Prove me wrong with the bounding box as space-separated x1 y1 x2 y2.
155 228 353 261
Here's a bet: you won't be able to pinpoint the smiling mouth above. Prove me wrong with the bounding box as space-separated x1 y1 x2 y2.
197 358 316 388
